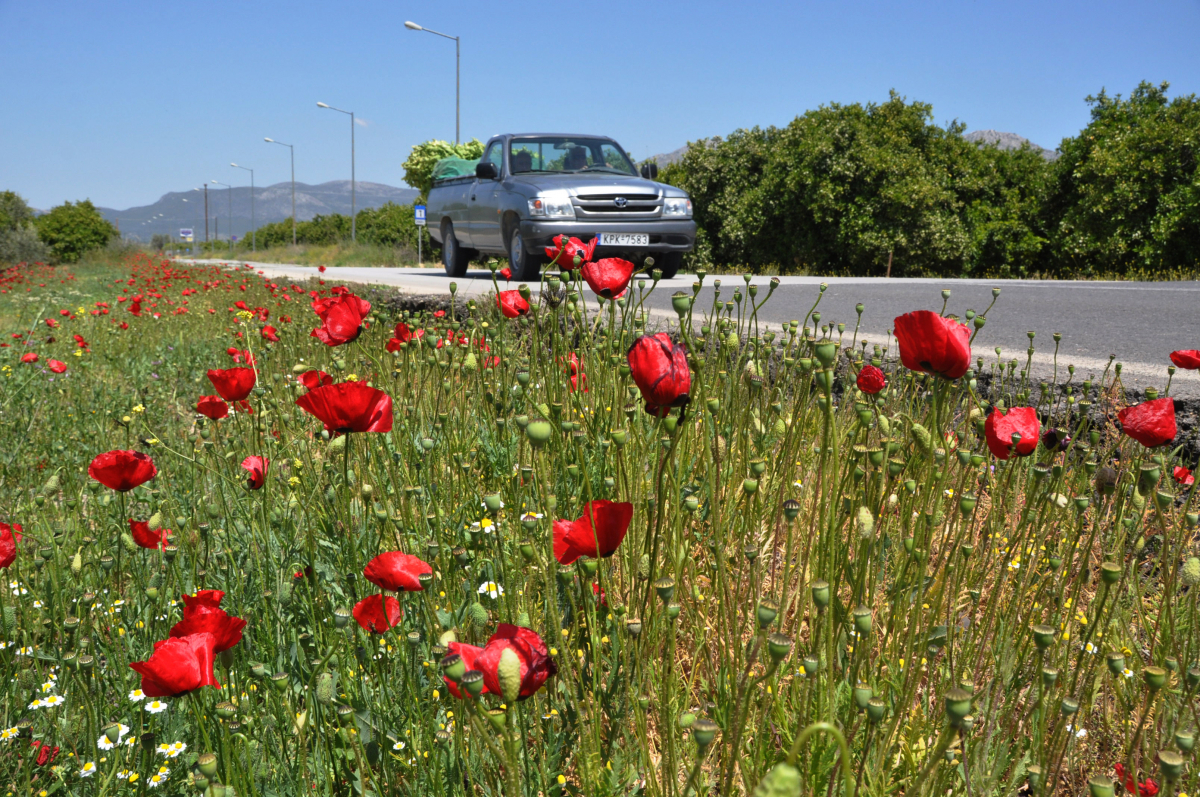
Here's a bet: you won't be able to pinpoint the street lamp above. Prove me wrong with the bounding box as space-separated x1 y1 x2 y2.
231 163 256 252
194 186 209 246
211 180 233 253
405 21 460 145
265 138 296 246
317 102 356 243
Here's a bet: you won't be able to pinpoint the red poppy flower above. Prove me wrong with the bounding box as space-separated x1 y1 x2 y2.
46 359 67 374
195 395 229 420
386 322 424 353
499 266 512 280
130 633 222 697
297 370 333 390
88 450 157 492
984 407 1040 459
20 352 37 363
1118 398 1177 448
497 290 530 319
581 257 635 299
295 382 394 435
311 292 371 346
129 519 172 550
318 265 327 273
363 551 432 592
207 367 256 402
433 310 445 318
893 310 972 380
241 456 268 490
627 333 691 416
443 642 486 699
1170 350 1200 370
226 348 256 366
1114 764 1159 797
544 235 596 270
856 365 885 394
592 582 607 607
169 597 246 653
352 594 402 634
261 325 280 342
1174 466 1195 487
554 500 634 564
31 739 60 766
0 522 22 569
476 624 557 701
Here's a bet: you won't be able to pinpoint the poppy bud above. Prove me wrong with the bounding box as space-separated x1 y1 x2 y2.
469 602 488 630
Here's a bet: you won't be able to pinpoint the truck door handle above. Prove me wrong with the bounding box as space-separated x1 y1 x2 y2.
470 195 477 201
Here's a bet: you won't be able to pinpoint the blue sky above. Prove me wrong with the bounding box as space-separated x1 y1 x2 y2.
2 0 1197 211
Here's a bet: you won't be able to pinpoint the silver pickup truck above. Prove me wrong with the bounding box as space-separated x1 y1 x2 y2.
426 133 696 280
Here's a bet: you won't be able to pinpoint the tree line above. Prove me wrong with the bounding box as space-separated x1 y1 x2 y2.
659 81 1199 278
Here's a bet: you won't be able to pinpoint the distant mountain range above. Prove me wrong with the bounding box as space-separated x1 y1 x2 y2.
99 180 418 242
646 129 1058 167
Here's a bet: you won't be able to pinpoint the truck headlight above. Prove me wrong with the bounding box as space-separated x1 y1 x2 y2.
662 197 693 217
528 193 575 219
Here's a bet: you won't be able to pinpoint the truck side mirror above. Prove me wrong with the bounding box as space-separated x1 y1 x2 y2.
640 162 659 180
475 162 499 180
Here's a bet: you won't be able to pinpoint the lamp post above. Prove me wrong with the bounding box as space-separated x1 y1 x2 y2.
231 163 255 252
193 187 209 250
317 102 356 243
265 138 296 246
404 21 460 145
211 180 233 253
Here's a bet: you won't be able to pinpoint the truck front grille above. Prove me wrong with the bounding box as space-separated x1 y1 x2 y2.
573 193 662 218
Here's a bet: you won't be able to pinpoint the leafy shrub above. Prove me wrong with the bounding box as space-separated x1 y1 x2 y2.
34 199 118 263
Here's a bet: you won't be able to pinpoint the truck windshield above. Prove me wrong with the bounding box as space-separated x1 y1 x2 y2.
509 137 636 175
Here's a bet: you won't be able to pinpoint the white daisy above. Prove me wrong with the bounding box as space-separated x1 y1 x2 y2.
0 727 18 741
40 694 65 708
129 689 146 702
80 761 97 777
148 768 170 788
116 769 134 780
27 698 42 710
477 581 504 599
157 741 187 758
145 699 168 714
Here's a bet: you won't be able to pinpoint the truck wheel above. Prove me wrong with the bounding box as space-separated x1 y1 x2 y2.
442 221 472 277
655 252 683 279
508 226 542 282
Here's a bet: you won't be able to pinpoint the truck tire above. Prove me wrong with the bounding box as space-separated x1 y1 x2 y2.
654 252 683 279
442 221 473 277
508 226 542 282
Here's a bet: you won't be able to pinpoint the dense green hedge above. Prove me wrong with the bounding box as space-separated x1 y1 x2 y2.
248 201 429 251
660 82 1198 277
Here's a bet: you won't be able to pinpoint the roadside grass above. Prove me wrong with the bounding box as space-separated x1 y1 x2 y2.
0 253 1196 796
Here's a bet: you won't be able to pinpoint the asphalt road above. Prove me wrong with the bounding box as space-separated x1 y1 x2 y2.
182 259 1200 397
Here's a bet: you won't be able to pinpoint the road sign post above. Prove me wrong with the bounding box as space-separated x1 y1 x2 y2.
180 228 194 243
415 205 426 266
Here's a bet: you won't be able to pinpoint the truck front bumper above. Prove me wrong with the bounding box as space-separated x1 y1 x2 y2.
519 219 696 257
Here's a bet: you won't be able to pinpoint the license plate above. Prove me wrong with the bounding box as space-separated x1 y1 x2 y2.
598 232 649 247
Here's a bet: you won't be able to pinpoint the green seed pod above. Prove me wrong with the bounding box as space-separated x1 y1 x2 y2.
1026 765 1043 791
316 672 335 704
1060 697 1079 715
1107 652 1126 676
1032 624 1056 650
677 711 697 730
752 762 802 797
1041 667 1059 689
1100 562 1122 585
811 580 830 610
767 633 792 662
1175 730 1195 753
756 599 779 629
782 499 801 521
1144 666 1168 692
198 752 219 778
1158 750 1184 780
691 718 719 753
866 697 887 723
461 670 484 698
120 533 137 552
525 419 553 448
852 605 873 635
1088 776 1115 797
853 683 873 710
945 688 972 725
